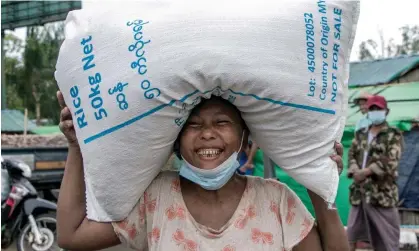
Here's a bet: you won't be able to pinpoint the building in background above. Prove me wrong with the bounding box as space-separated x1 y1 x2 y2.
348 54 419 87
1 109 36 134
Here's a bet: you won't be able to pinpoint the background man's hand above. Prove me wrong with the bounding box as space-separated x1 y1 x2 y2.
353 168 372 183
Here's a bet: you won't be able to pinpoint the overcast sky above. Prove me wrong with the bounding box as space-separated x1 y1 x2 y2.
8 0 419 62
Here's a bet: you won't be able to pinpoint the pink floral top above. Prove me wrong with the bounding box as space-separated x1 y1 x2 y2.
112 171 314 251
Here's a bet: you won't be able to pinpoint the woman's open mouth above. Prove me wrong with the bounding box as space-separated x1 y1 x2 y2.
196 148 223 160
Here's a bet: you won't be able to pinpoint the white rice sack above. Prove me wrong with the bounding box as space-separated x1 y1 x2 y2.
55 0 360 221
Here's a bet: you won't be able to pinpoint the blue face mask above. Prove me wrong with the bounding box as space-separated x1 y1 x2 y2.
179 132 244 190
368 110 386 125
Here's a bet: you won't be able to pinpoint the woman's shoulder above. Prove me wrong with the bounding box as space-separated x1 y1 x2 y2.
155 170 180 182
112 171 180 225
246 176 293 197
146 170 180 193
248 176 287 189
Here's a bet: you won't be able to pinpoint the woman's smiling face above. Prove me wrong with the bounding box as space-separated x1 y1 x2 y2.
179 97 246 170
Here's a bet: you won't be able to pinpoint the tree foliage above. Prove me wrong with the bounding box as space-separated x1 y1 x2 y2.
359 25 419 61
4 23 64 125
4 57 24 110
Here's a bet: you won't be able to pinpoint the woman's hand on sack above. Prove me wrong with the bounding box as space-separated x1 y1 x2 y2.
57 91 79 147
308 141 343 195
330 141 344 175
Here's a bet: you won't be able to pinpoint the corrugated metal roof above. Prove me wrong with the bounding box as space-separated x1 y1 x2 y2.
349 54 419 87
1 109 37 133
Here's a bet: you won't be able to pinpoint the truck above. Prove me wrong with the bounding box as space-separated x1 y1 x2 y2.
1 134 68 201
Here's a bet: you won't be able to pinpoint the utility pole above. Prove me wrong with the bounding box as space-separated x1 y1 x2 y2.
1 29 6 110
263 154 277 179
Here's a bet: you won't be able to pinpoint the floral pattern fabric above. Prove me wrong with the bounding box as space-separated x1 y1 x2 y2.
112 172 314 251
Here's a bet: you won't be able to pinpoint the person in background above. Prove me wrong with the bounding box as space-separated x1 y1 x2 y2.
346 95 404 251
353 92 372 132
237 135 258 175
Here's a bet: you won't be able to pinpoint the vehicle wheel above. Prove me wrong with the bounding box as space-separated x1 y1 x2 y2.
17 213 60 251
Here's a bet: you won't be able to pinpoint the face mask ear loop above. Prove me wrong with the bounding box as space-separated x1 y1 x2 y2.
237 131 245 153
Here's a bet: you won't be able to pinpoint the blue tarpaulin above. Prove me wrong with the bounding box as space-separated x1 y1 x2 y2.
398 128 419 209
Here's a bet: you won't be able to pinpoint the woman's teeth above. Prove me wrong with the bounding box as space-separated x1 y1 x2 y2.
197 149 221 158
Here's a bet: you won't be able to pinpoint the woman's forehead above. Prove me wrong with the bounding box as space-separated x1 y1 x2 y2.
190 97 240 119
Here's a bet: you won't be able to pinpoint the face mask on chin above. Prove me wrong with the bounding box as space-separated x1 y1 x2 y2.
368 110 386 125
179 132 245 190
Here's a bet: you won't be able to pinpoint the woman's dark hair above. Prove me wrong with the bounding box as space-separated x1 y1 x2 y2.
173 96 247 159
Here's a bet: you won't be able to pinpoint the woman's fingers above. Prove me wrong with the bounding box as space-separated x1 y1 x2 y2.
332 142 344 175
334 141 343 157
57 91 67 108
330 154 343 175
58 91 73 124
59 120 74 134
57 91 79 145
60 107 72 122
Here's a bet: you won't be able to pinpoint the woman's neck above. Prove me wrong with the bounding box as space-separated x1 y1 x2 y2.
180 174 246 203
180 174 248 230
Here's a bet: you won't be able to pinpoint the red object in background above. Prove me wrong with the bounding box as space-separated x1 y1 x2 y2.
366 95 388 109
5 187 17 217
356 241 372 249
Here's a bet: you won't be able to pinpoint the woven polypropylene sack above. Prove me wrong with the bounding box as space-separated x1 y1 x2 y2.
55 0 360 221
